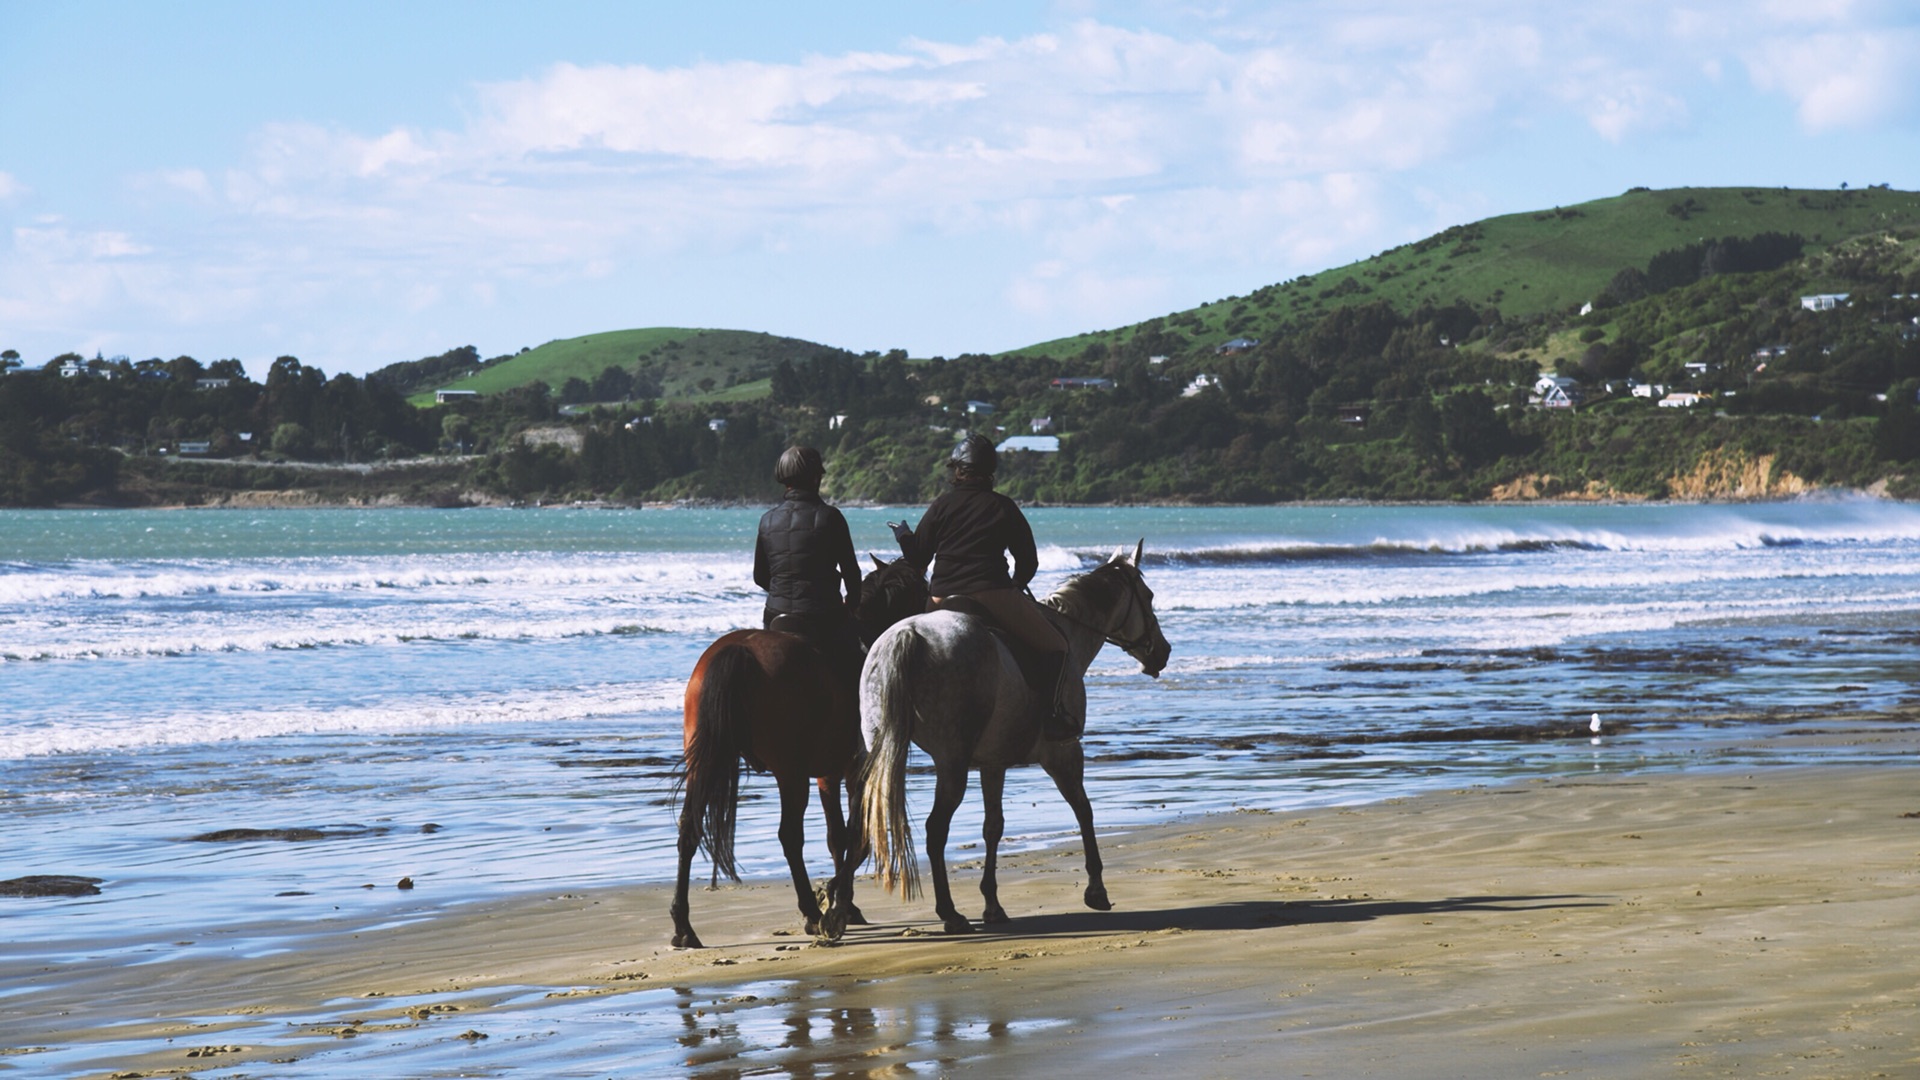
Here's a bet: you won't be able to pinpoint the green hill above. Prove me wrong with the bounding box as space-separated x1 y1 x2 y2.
1011 185 1920 359
16 186 1920 507
405 327 843 406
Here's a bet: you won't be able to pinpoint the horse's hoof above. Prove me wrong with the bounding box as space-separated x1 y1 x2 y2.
1084 885 1113 912
982 905 1010 925
672 931 704 949
843 903 870 926
803 915 823 936
941 914 976 935
818 906 849 942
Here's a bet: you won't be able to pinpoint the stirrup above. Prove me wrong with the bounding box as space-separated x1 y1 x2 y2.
1042 708 1077 742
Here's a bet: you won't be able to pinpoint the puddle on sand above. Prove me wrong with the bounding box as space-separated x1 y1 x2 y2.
46 978 1074 1078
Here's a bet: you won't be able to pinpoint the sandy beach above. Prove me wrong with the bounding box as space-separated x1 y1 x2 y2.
6 719 1915 1078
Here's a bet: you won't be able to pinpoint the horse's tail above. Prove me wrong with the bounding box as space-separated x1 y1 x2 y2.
676 643 753 883
860 626 921 900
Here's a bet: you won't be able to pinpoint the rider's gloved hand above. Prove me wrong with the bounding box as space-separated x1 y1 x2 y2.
887 520 913 543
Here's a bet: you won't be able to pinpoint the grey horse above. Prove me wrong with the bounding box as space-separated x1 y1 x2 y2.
859 541 1171 933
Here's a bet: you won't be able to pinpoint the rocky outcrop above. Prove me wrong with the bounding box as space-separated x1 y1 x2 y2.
1 875 103 897
185 825 389 842
1488 475 1646 502
1666 449 1812 500
1490 450 1817 502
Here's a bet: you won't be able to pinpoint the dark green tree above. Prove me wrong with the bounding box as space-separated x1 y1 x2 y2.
1440 391 1508 466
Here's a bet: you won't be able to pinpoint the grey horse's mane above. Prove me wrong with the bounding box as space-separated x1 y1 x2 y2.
1041 561 1130 629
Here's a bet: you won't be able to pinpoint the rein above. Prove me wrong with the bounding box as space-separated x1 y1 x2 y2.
1046 564 1155 656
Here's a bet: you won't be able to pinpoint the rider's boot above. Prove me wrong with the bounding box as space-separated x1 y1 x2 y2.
1037 651 1076 741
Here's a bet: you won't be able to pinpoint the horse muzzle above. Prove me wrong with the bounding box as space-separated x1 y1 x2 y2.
1136 641 1170 679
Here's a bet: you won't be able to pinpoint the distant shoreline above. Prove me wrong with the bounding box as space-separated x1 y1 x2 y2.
44 485 1908 512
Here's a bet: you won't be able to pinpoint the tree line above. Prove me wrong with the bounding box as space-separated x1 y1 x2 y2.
6 225 1920 507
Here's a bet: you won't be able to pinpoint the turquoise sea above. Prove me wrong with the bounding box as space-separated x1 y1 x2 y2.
4 499 1919 962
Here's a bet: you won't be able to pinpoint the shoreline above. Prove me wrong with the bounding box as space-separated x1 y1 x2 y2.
10 727 1919 1077
43 486 1916 511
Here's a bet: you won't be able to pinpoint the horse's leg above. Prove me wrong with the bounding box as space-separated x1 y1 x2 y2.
837 771 870 924
776 770 826 935
1043 745 1113 912
815 775 852 941
670 802 704 948
978 766 1009 925
926 758 975 934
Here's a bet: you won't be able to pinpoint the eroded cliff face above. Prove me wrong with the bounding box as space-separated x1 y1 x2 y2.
1488 449 1816 502
1488 475 1646 501
1665 450 1812 500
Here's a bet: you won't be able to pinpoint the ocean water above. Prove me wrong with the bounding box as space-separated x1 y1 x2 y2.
4 500 1920 955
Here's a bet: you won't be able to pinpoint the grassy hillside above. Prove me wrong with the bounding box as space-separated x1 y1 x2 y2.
407 327 839 406
1012 185 1920 359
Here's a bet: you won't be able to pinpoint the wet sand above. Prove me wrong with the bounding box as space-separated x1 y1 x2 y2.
9 725 1919 1078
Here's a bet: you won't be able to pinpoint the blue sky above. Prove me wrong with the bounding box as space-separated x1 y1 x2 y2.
2 1 1916 375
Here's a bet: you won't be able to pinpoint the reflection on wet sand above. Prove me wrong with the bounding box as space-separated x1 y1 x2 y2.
670 980 1070 1077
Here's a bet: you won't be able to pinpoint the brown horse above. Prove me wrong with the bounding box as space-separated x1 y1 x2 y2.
670 555 927 948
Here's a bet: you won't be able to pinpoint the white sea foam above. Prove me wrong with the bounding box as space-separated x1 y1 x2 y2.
0 680 687 759
0 607 758 663
1035 544 1086 572
0 552 750 606
1148 549 1920 612
1125 499 1920 565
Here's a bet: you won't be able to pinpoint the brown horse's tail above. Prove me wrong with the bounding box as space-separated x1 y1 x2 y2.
860 627 920 900
678 643 753 883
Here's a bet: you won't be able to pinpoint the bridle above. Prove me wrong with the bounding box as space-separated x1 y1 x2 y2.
1051 562 1160 660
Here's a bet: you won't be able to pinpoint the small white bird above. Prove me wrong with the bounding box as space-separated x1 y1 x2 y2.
1589 712 1603 734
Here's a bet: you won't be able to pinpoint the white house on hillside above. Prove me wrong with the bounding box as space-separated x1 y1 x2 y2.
1182 373 1219 398
997 435 1059 453
1532 374 1582 409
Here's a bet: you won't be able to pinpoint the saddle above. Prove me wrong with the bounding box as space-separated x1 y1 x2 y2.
767 611 825 639
931 596 1059 706
766 613 864 679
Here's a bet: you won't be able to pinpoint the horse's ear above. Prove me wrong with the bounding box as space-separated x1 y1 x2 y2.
1108 544 1128 565
1133 539 1144 566
870 553 890 569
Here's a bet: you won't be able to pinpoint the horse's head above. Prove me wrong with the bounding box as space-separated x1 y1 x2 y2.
1100 539 1171 678
856 554 930 643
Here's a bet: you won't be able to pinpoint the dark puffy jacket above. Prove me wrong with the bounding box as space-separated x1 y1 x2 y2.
754 490 860 618
896 480 1037 596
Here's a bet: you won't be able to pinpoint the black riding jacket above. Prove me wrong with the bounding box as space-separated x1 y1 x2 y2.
754 489 861 618
896 479 1038 596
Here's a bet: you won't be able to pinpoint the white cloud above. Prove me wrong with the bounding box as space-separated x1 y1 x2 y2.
14 225 152 260
7 2 1920 368
1745 28 1920 131
1575 73 1691 142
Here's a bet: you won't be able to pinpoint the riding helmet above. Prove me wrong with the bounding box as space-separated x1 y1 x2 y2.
948 433 997 477
774 445 825 487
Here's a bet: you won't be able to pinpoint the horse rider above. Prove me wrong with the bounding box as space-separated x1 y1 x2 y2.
754 446 863 679
887 433 1077 741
